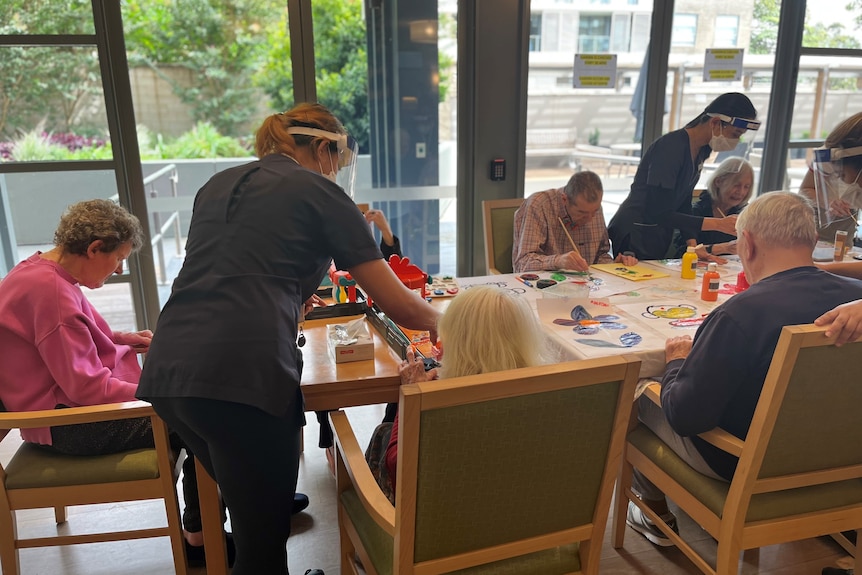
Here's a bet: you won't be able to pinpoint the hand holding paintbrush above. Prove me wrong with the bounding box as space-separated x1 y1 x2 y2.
556 217 590 271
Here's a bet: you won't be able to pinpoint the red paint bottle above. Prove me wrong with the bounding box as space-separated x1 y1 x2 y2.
700 262 719 302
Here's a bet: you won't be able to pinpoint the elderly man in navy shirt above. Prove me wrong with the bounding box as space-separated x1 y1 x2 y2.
625 191 862 547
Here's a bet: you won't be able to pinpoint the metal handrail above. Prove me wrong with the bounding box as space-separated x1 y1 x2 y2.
144 164 182 285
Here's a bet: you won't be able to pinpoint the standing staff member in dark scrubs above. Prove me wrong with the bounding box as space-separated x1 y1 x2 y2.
608 92 760 260
137 103 440 575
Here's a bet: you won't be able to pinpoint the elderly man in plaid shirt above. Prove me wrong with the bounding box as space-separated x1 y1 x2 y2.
513 171 638 273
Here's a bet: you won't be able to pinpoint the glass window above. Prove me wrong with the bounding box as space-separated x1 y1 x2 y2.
544 12 560 52
324 0 457 275
530 13 542 51
525 1 653 220
793 0 862 209
0 1 95 35
671 14 697 47
578 14 611 53
611 13 631 53
0 47 109 163
667 1 774 193
715 15 739 47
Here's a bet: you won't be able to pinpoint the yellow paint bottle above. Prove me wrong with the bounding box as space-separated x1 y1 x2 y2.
681 246 698 279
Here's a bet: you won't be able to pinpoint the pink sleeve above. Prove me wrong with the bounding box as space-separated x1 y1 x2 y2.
38 323 138 404
385 413 399 493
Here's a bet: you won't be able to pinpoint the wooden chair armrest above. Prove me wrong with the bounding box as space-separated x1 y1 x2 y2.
642 381 662 407
697 427 744 457
638 382 743 457
0 400 155 429
330 411 396 535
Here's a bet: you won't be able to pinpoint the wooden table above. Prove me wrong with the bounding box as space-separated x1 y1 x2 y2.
199 262 747 572
300 313 403 411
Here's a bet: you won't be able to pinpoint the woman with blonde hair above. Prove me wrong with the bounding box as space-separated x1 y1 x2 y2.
381 285 555 495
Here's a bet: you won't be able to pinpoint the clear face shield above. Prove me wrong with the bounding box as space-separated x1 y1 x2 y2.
706 113 761 157
812 146 862 229
286 126 359 198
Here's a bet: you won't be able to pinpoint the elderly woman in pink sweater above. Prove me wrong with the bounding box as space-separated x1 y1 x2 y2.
0 199 222 566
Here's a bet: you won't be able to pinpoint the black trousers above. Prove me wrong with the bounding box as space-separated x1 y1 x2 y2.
149 394 304 575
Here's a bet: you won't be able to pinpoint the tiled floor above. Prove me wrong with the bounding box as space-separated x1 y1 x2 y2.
1 404 853 574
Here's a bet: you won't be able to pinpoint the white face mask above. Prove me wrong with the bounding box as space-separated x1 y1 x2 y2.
317 150 337 183
709 124 740 152
836 170 862 202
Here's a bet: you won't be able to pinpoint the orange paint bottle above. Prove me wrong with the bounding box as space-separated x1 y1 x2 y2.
700 262 719 301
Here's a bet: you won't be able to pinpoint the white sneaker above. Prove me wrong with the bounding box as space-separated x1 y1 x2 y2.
626 501 678 547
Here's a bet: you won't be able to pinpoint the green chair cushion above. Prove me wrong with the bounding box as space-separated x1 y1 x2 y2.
629 424 862 522
4 444 160 490
341 488 582 575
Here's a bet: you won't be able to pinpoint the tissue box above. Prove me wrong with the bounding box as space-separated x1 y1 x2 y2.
327 319 374 363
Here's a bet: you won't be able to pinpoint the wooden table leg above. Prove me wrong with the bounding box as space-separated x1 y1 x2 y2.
195 458 229 575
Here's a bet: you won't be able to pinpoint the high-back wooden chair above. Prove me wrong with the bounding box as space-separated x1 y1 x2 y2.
612 324 862 575
0 401 188 575
482 198 523 274
332 355 641 575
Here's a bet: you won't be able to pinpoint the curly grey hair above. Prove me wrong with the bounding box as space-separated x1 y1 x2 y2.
53 199 144 256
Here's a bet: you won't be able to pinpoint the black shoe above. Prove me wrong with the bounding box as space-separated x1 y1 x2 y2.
293 492 310 515
305 570 325 575
822 569 853 575
185 532 236 568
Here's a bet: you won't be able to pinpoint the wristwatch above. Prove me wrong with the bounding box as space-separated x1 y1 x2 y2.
705 244 714 254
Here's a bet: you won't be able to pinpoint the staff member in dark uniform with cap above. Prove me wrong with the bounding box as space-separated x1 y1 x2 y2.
608 92 760 260
137 102 440 575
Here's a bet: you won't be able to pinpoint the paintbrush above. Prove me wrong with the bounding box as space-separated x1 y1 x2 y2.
557 216 582 257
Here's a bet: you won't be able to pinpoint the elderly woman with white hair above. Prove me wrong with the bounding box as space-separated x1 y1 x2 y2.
681 157 755 262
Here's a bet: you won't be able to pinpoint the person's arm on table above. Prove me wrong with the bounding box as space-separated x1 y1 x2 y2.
349 259 441 341
815 299 862 346
659 313 748 436
689 239 730 264
816 261 862 280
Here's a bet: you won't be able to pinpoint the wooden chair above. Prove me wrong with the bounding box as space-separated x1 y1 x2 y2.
0 400 188 575
612 324 862 575
481 198 523 274
331 355 641 575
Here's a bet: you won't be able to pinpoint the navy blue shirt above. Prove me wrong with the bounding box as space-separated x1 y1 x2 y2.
138 154 383 417
660 266 862 479
608 129 712 259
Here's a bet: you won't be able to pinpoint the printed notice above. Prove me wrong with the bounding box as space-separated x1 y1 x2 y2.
703 48 744 82
573 54 617 89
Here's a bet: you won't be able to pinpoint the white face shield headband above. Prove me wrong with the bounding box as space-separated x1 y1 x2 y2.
706 113 761 155
812 145 862 230
286 126 359 198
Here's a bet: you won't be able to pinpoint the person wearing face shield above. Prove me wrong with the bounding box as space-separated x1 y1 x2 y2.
608 92 760 260
137 103 441 575
799 112 862 243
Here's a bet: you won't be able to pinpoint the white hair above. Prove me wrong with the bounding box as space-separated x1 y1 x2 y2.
736 191 817 249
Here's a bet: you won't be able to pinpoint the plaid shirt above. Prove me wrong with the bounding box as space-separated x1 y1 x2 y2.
512 188 614 272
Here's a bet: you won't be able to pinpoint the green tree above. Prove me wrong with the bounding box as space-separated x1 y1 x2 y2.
0 1 101 137
751 0 861 54
256 0 371 152
122 0 276 137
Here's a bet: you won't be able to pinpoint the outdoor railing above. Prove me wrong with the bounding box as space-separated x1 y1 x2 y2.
143 164 182 284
